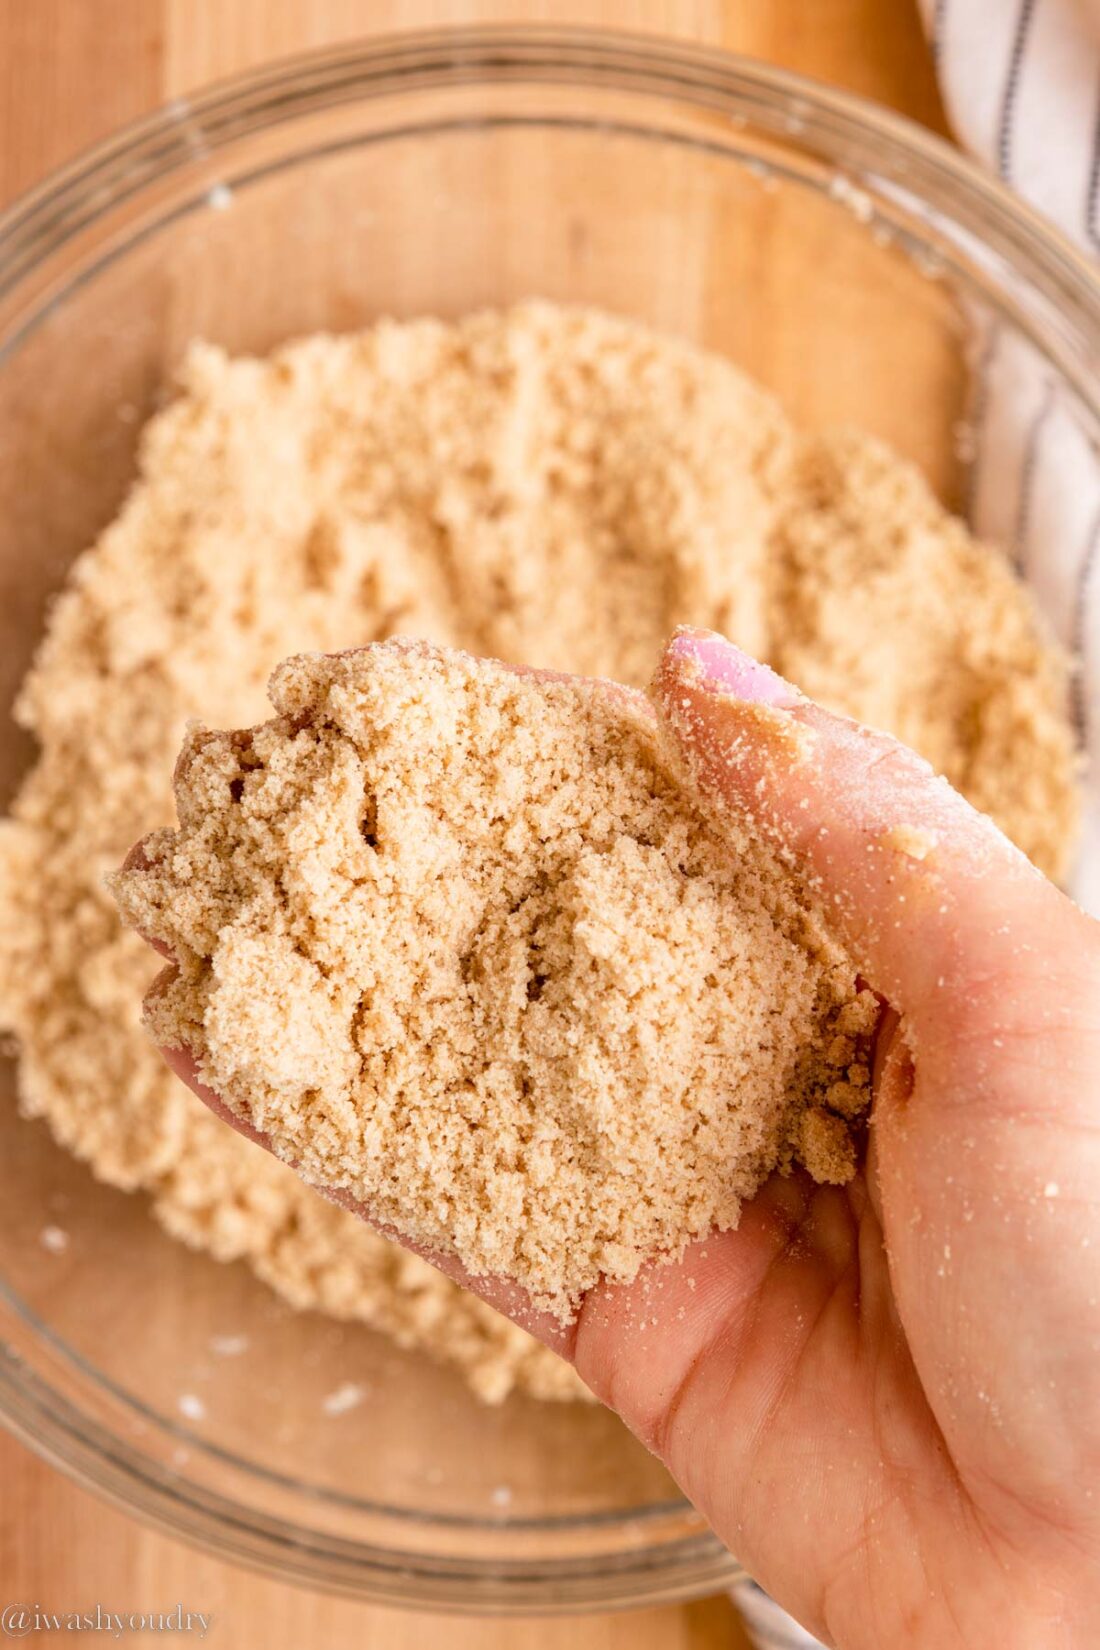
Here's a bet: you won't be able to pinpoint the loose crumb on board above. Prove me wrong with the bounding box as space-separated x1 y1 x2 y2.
321 1381 370 1416
208 1333 249 1358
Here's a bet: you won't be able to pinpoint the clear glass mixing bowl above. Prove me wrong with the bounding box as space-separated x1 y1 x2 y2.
0 26 1097 1615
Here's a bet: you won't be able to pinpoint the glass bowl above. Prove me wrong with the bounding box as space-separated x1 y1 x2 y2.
1 26 1097 1615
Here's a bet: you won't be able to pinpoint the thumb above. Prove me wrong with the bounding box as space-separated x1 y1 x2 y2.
652 626 1088 1049
651 626 1100 1545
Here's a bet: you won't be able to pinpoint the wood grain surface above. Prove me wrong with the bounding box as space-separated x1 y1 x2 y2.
0 3 947 1646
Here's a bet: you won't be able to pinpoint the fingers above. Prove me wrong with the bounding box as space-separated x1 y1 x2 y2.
652 627 1090 1045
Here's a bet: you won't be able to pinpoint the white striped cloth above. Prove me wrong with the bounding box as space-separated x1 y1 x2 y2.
732 4 1100 1643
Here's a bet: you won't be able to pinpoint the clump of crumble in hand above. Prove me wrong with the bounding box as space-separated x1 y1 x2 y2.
112 640 878 1320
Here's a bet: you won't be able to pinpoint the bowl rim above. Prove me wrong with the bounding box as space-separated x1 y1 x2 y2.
1 21 1097 1613
1 23 1098 406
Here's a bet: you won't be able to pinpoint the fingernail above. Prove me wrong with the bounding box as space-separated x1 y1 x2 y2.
666 628 801 708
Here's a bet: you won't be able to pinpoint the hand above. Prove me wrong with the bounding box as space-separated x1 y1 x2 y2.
150 629 1100 1649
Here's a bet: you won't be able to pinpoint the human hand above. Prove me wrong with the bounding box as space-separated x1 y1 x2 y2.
627 628 1100 1648
145 629 1100 1649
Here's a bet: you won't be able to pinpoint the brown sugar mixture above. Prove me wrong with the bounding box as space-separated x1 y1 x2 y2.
112 643 877 1319
0 303 1079 1388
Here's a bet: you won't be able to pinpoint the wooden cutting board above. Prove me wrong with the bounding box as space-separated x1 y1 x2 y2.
0 3 946 1645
